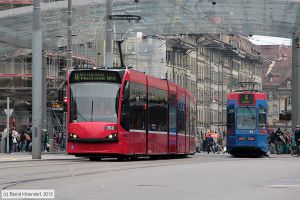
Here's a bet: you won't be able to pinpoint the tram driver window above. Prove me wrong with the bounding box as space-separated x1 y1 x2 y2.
258 108 267 129
227 105 235 130
121 81 130 130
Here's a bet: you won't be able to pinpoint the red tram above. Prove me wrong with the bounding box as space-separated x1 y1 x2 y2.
66 68 196 160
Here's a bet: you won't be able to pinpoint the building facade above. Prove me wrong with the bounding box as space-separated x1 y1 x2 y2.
261 45 292 130
122 34 265 133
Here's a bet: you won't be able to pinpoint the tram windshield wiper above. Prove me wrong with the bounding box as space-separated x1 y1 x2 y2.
246 106 256 120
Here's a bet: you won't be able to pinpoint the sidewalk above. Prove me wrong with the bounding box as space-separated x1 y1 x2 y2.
0 152 75 162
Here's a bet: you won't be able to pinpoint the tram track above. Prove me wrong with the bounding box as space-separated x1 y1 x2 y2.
1 155 252 190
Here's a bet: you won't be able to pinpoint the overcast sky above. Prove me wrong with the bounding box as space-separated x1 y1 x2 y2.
249 35 291 46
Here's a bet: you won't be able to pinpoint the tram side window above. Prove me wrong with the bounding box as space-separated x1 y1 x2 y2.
190 101 196 136
169 94 177 133
178 96 185 134
227 105 235 130
186 100 190 135
121 81 130 130
129 82 146 130
259 108 267 129
148 87 168 131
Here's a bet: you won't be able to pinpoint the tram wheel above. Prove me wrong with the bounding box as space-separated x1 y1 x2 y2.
129 155 139 161
89 157 102 161
117 156 129 161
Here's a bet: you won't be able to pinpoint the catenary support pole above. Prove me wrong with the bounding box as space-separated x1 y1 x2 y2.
105 0 113 68
294 36 300 128
32 0 42 159
292 35 298 130
65 0 73 154
66 0 72 70
42 51 47 150
6 97 9 154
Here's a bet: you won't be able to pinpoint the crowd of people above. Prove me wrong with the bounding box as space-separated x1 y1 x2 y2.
268 126 300 155
195 126 300 155
195 130 225 154
1 126 299 155
0 127 66 154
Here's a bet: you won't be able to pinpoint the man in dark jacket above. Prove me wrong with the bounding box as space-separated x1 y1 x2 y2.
275 128 284 154
295 125 300 154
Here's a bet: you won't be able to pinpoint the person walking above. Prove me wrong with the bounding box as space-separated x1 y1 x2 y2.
206 134 215 154
25 129 31 152
8 129 13 154
295 125 300 154
11 128 19 153
43 129 50 152
275 128 284 154
19 131 26 152
217 135 224 154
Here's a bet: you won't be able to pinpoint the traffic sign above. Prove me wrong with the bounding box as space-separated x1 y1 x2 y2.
4 109 14 117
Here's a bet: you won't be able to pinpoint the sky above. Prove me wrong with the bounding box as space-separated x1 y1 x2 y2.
249 35 292 46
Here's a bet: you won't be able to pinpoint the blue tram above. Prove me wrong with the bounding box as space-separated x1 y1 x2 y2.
226 82 268 156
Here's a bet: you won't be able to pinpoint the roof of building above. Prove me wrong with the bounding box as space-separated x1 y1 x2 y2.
261 45 292 88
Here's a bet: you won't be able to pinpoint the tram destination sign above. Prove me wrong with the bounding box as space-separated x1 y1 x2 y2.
70 70 121 83
239 94 254 104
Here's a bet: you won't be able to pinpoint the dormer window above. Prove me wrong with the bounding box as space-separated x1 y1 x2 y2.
269 76 273 82
287 81 291 88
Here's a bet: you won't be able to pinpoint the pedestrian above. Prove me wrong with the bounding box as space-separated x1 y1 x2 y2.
61 132 66 151
206 134 215 154
275 128 284 154
217 135 224 154
43 129 50 152
2 128 8 153
195 131 201 153
11 128 19 153
19 131 26 152
25 129 31 152
295 125 300 154
8 129 13 154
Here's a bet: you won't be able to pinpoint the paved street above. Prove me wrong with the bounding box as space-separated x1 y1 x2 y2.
0 153 299 200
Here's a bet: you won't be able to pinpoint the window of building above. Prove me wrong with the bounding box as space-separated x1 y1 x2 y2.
287 81 291 88
287 97 292 106
269 76 273 82
273 104 278 114
269 91 273 100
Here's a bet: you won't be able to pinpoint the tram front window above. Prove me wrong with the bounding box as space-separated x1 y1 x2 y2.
236 107 256 130
70 82 120 123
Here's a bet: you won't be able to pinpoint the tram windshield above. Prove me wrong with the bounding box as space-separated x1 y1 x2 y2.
70 82 120 123
236 107 256 130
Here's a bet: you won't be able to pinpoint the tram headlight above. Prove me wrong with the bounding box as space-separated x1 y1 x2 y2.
106 133 118 139
69 133 78 138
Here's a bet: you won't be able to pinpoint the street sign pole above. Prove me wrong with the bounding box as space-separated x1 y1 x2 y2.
6 97 9 154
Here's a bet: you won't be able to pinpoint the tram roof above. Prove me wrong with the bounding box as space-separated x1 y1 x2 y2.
0 0 300 58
